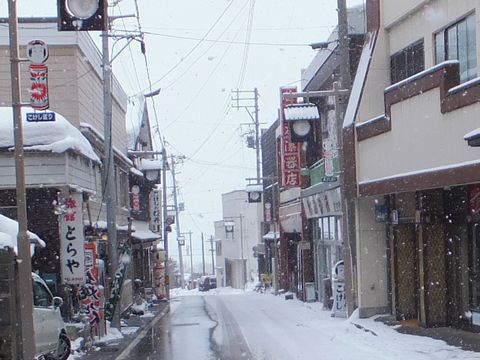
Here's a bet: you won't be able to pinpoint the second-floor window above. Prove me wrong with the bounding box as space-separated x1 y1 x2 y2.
435 13 477 82
390 39 425 84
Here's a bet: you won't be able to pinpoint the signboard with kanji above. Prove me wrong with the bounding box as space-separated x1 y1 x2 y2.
59 193 85 285
280 86 301 188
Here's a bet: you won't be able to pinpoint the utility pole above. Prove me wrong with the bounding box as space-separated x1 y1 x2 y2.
162 147 170 299
208 235 215 275
201 232 206 275
187 231 194 275
102 15 121 329
337 0 355 316
8 1 35 357
171 154 185 288
232 88 262 183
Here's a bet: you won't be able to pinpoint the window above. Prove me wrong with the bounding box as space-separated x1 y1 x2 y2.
390 40 425 84
33 280 53 308
435 13 477 82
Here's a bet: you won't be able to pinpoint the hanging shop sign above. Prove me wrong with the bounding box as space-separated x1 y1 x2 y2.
27 39 49 110
149 189 161 233
80 243 103 330
302 187 342 219
59 193 85 285
280 86 301 188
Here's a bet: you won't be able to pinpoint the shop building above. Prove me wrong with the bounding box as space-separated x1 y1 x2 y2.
345 0 480 328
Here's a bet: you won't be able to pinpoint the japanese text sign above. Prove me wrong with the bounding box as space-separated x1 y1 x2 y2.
60 193 85 285
280 86 301 188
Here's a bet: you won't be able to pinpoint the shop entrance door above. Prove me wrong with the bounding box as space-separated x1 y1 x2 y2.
470 223 480 326
393 224 418 321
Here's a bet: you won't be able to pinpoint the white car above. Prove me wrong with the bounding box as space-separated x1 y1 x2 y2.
32 273 71 360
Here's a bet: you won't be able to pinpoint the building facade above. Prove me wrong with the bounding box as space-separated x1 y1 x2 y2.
215 190 263 288
0 19 132 321
346 0 480 329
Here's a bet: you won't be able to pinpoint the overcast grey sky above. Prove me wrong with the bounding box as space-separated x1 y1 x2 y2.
2 0 365 270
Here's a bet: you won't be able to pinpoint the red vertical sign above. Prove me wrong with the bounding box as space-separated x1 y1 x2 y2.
280 87 301 187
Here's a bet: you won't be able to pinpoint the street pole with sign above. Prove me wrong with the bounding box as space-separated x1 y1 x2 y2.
8 1 35 358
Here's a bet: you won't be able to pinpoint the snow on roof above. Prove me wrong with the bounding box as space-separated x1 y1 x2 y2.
0 214 46 255
246 184 263 192
131 229 161 242
0 107 100 162
464 128 480 140
85 221 130 232
284 103 320 121
262 231 280 240
126 95 146 150
130 166 144 177
79 122 133 166
139 158 162 171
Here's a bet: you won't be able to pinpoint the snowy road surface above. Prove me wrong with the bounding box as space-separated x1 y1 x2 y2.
192 287 479 360
85 288 480 359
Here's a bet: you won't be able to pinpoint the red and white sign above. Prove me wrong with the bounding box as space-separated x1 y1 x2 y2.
280 86 301 188
29 64 49 110
132 193 140 212
60 193 85 285
27 40 49 110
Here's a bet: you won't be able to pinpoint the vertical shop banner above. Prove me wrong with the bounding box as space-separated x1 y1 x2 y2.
149 189 161 233
26 39 50 110
81 243 103 329
29 64 49 110
60 193 85 285
280 86 301 187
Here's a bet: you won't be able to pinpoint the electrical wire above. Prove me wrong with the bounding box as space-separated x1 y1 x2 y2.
133 0 236 98
161 1 250 132
142 31 311 47
237 0 256 88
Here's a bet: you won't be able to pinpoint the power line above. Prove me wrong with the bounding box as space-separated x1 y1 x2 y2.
134 0 236 97
142 31 311 47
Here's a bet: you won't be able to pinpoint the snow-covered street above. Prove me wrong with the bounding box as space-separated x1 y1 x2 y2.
172 287 480 360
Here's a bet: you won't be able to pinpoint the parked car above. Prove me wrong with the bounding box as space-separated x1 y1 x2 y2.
198 275 216 291
32 273 71 360
209 276 217 289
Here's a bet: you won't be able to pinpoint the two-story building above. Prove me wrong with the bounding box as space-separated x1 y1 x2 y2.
347 0 480 330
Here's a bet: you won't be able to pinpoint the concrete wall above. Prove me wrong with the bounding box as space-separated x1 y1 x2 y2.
356 196 389 317
358 88 480 183
221 190 263 283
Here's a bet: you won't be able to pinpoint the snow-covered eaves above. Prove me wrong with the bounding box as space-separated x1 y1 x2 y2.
131 230 161 242
284 103 320 121
262 231 280 240
0 107 100 163
139 158 162 171
246 184 263 192
85 221 130 232
80 122 133 166
0 214 46 255
464 128 480 147
130 167 144 177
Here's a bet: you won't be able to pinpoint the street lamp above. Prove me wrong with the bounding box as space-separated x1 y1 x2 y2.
283 103 321 142
246 184 263 203
58 0 108 31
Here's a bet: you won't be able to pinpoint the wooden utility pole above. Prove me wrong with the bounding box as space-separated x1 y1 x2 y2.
208 235 216 275
201 232 206 275
8 1 35 357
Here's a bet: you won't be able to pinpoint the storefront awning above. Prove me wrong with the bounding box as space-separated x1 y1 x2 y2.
279 201 302 233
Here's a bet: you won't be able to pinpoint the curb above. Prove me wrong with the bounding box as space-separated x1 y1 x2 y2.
114 304 171 360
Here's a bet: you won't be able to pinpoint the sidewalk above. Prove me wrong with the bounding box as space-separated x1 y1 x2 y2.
76 301 169 360
375 315 480 353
